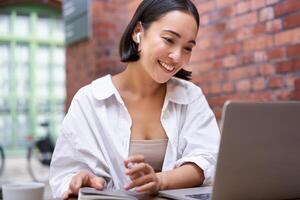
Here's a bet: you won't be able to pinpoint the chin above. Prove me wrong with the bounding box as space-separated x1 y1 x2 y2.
153 75 172 84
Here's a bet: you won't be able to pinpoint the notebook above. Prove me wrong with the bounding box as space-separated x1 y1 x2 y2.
159 101 300 200
78 187 148 200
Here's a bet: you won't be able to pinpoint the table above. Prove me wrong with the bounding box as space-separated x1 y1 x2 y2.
48 197 167 200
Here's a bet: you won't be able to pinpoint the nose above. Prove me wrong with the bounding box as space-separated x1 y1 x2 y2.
168 48 182 63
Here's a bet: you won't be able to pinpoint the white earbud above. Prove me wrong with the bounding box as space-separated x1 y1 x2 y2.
136 32 141 43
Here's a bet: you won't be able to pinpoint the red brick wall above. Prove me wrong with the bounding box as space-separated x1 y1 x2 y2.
65 0 128 108
191 0 300 119
66 0 300 119
294 78 300 100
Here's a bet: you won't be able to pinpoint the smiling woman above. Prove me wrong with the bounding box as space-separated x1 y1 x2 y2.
126 10 198 84
49 0 220 199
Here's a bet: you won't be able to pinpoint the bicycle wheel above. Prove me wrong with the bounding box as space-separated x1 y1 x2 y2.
0 145 4 176
27 144 51 182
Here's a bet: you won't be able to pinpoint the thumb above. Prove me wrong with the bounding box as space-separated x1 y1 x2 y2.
89 175 106 190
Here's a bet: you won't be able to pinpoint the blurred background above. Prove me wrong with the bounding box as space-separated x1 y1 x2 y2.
0 0 299 198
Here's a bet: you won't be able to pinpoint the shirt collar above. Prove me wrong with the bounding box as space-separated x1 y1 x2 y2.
91 74 116 100
91 74 189 105
165 77 189 105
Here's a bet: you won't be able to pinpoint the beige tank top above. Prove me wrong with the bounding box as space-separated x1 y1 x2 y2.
128 139 168 172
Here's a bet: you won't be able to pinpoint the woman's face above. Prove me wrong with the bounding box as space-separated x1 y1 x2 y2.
138 11 198 83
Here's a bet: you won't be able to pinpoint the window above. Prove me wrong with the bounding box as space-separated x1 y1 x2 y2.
0 4 65 153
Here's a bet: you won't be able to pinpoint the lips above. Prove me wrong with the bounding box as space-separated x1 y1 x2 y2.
158 60 176 72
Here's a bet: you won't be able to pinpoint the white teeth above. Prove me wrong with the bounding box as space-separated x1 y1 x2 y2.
159 61 175 71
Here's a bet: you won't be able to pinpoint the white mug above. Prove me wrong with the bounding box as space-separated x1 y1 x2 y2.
2 182 45 200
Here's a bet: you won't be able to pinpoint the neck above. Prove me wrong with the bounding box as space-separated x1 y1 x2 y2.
114 62 166 98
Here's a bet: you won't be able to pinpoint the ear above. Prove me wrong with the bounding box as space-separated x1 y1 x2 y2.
132 21 143 43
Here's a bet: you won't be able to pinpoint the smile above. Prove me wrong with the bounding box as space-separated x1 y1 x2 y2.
158 60 175 72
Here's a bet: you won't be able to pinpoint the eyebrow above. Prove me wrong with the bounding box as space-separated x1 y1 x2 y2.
163 29 196 45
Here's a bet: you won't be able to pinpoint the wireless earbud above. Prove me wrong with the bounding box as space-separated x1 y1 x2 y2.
136 32 141 43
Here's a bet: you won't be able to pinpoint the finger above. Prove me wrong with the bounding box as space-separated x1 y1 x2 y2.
69 175 84 194
63 189 72 199
124 174 153 190
124 155 145 167
136 181 157 193
89 176 106 190
126 162 152 176
129 172 141 180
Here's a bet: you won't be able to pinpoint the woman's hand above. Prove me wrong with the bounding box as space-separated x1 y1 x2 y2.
124 155 161 195
63 171 106 199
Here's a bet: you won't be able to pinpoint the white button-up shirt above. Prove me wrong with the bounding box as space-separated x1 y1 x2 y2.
49 75 220 198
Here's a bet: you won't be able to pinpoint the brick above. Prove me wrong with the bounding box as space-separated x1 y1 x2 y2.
269 76 285 88
215 43 242 58
283 12 300 29
206 7 236 24
266 0 280 6
200 84 210 95
200 71 225 83
286 75 297 87
295 78 300 90
227 65 257 80
209 95 228 106
251 0 266 10
287 44 300 58
275 27 300 46
223 30 237 43
295 90 300 100
222 55 238 68
236 0 252 14
212 107 222 120
252 23 266 34
205 12 218 25
243 35 273 51
200 14 210 26
212 59 223 69
191 49 213 62
197 39 212 50
229 12 258 29
276 90 293 100
236 79 251 91
259 7 274 22
274 0 300 17
210 83 222 94
254 51 268 62
216 0 239 8
222 82 235 93
193 60 214 73
221 6 236 18
267 48 286 60
197 1 216 14
237 27 252 40
199 23 226 36
266 19 282 32
259 63 275 75
276 59 300 73
252 77 266 91
241 53 254 65
294 78 300 100
249 91 273 100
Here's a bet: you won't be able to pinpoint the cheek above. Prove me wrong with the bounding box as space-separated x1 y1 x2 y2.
155 43 167 56
184 54 192 64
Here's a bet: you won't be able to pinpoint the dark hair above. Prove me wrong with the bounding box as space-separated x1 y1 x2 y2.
119 0 199 81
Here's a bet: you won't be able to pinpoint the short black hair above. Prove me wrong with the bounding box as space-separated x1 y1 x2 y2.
119 0 199 81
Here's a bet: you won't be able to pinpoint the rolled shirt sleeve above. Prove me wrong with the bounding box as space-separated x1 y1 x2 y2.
49 127 80 198
175 91 220 185
49 90 111 198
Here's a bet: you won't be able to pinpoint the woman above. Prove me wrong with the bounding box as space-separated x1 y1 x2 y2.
49 0 220 198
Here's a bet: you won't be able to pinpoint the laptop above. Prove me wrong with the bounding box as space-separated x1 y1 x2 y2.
159 101 300 200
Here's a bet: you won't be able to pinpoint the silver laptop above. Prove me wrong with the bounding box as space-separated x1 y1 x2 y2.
159 101 300 200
